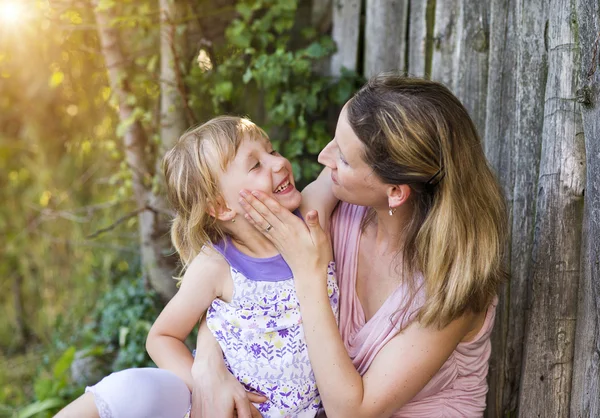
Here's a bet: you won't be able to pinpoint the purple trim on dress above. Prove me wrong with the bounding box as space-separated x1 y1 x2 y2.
213 209 303 282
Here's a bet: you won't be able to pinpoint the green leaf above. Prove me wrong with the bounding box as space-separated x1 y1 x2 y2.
18 399 64 418
52 346 76 379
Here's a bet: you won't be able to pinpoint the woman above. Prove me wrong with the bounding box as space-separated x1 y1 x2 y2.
195 74 507 417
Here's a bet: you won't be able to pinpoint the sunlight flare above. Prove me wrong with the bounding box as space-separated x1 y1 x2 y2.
0 1 24 26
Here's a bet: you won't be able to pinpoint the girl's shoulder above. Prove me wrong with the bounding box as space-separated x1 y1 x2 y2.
179 245 231 295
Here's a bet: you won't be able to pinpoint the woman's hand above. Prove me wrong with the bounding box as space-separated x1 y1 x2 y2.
189 367 265 418
239 189 333 283
191 318 266 418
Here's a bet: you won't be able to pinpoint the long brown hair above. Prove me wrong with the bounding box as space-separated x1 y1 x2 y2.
347 75 507 328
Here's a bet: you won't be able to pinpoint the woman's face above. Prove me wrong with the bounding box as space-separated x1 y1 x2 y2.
318 106 388 208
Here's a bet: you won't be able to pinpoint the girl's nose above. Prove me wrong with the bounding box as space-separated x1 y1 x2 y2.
318 140 336 169
272 159 284 172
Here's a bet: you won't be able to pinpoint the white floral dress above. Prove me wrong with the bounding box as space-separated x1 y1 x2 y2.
203 237 338 418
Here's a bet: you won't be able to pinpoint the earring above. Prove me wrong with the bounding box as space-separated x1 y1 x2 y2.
232 218 236 223
389 207 396 216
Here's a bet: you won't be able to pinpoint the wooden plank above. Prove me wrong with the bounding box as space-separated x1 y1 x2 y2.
431 0 461 87
431 0 489 135
407 0 428 77
570 0 600 415
518 0 586 415
485 1 548 416
483 0 518 415
330 0 362 76
364 0 409 77
454 0 490 137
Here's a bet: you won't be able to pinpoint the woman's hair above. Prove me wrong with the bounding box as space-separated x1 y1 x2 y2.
347 74 507 328
163 116 268 267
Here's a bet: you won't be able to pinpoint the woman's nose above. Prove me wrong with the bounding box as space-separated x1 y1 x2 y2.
318 141 336 169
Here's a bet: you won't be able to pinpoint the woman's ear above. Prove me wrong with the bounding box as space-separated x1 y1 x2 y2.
387 184 411 209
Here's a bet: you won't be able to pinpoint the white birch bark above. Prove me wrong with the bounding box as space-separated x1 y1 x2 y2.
94 2 177 299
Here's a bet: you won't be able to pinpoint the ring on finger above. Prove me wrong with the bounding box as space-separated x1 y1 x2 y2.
265 224 273 233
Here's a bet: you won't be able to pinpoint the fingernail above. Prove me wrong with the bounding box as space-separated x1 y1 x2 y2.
239 198 247 206
240 190 248 197
251 191 260 197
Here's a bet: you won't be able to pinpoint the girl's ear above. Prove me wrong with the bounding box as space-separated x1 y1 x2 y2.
208 201 237 222
387 184 411 209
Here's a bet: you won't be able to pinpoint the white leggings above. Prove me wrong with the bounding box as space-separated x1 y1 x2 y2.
85 368 191 418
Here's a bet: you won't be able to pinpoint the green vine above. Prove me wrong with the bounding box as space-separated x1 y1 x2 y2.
188 0 363 185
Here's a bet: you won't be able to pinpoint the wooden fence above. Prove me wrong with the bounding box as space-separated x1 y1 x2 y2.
321 0 600 416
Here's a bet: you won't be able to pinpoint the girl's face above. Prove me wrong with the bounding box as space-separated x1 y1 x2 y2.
218 135 302 216
318 106 388 208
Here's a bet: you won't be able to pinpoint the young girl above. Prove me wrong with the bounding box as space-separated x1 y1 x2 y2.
57 116 339 418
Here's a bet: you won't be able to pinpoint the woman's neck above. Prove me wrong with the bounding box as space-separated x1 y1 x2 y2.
367 204 413 255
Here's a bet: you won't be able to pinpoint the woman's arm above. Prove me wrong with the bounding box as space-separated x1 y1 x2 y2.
238 191 473 418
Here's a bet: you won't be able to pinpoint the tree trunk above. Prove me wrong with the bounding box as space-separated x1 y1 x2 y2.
364 0 409 77
330 0 362 76
485 0 548 416
159 0 189 152
93 2 177 300
518 0 585 415
570 0 600 416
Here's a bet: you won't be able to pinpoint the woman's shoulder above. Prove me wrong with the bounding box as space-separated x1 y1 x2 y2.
332 202 368 226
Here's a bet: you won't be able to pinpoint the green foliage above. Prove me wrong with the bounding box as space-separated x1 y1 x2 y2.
1 0 363 412
188 0 363 186
91 277 161 370
9 348 79 418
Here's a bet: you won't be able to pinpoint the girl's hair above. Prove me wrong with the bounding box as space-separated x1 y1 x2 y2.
347 75 507 328
162 116 269 267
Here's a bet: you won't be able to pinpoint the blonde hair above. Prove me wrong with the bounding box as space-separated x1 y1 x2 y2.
347 75 507 328
162 116 269 267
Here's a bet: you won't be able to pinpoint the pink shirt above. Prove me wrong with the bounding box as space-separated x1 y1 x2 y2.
331 203 495 418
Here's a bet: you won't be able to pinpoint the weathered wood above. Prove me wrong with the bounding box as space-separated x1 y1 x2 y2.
330 0 362 76
431 0 489 135
483 0 517 415
518 0 585 415
407 0 428 77
364 0 409 77
570 0 600 416
431 0 461 88
486 1 548 416
453 0 490 136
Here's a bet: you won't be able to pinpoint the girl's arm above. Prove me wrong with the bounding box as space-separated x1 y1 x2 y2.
145 247 228 389
239 191 475 418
